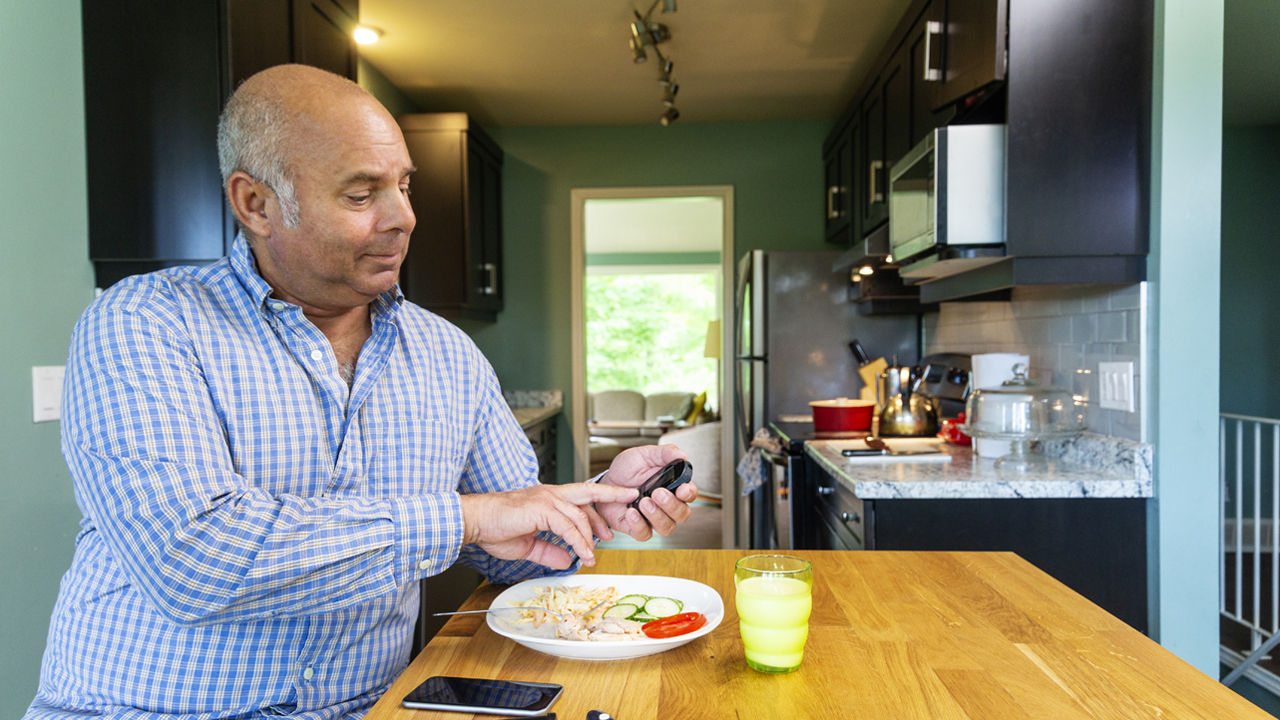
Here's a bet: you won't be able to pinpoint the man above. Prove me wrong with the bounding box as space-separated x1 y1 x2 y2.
27 65 697 719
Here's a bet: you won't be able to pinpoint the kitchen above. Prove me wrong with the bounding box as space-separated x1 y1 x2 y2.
0 0 1260 717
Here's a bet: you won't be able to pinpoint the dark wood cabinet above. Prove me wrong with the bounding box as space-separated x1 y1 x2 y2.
822 127 853 245
802 459 1148 634
83 0 229 289
934 0 1008 111
292 0 359 80
824 0 1150 301
84 0 361 289
398 113 505 322
524 416 559 485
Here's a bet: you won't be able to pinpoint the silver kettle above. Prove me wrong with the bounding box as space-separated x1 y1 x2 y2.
876 359 940 437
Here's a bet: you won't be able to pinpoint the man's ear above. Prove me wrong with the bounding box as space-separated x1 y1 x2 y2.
227 171 275 239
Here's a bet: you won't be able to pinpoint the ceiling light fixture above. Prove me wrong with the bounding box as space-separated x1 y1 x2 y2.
628 0 681 125
859 265 875 276
353 25 383 45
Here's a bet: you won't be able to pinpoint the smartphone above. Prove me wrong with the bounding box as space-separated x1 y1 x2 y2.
401 676 563 716
628 458 693 517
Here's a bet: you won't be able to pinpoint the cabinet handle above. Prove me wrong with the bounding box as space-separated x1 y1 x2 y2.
923 21 943 82
869 161 884 204
826 185 840 219
841 511 861 524
817 486 835 495
481 263 497 295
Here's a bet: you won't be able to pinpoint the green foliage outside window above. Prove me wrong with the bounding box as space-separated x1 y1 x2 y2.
586 273 718 410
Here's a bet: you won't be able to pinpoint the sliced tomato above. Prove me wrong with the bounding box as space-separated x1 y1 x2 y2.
641 612 707 639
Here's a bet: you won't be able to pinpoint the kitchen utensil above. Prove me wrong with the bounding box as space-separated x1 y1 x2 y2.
858 357 887 403
875 359 939 437
434 598 611 620
486 575 724 660
826 438 952 465
809 398 875 432
845 437 944 456
938 412 972 446
963 363 1084 471
849 339 872 367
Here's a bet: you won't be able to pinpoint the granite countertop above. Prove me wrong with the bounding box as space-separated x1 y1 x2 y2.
504 390 563 430
805 432 1153 500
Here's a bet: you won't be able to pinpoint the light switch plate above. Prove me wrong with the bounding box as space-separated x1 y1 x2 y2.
32 365 65 422
1098 361 1135 413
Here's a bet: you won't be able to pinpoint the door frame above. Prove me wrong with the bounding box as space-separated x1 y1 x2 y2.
569 185 737 549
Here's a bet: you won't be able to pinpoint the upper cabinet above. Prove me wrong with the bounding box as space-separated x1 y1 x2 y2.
398 114 505 322
83 0 360 289
825 0 1150 304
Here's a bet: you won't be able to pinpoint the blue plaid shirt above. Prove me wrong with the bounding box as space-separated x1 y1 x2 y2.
28 235 572 719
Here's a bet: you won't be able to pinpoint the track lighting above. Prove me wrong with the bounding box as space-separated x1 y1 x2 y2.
629 1 682 125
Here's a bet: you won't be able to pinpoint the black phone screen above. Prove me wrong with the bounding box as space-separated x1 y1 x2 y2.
401 676 562 715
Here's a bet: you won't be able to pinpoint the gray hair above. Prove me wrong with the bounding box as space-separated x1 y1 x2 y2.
216 91 301 228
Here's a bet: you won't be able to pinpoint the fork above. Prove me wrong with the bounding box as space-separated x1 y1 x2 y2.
433 598 610 620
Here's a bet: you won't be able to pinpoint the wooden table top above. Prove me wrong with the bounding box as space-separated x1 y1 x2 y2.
367 550 1265 720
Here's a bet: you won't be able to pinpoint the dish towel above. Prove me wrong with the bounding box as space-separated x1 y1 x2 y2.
737 428 784 496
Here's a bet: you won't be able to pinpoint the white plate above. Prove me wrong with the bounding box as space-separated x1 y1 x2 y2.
486 574 724 661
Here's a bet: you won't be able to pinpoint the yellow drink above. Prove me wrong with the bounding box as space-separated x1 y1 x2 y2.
734 555 813 673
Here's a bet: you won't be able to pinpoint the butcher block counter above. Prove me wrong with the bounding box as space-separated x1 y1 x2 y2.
367 550 1264 720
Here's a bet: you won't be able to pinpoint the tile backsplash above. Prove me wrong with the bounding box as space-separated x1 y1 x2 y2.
922 284 1144 441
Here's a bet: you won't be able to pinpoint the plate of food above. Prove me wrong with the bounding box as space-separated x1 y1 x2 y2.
485 574 724 661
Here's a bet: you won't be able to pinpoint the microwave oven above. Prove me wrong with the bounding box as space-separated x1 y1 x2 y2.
888 124 1005 265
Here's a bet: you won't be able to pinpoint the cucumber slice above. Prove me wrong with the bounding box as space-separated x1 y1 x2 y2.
603 603 639 619
642 597 681 619
616 594 649 607
630 612 657 622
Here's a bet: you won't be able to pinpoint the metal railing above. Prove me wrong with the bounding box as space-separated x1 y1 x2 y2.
1221 413 1280 688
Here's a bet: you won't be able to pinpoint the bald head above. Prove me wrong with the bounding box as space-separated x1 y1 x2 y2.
217 64 390 228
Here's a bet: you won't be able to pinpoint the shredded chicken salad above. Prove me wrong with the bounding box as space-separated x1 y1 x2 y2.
508 584 646 642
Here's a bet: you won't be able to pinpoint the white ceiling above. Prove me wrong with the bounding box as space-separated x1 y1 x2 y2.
585 197 724 254
1224 0 1280 127
358 0 912 127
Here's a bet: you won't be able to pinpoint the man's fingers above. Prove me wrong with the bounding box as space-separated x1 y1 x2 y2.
620 506 653 541
551 496 598 562
584 502 613 541
544 503 596 566
640 496 678 536
652 487 693 524
558 482 639 506
523 539 573 570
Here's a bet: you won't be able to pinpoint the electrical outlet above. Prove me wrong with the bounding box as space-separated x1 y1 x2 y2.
1098 361 1135 412
32 366 65 423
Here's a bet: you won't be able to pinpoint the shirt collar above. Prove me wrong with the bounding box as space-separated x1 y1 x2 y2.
229 232 405 321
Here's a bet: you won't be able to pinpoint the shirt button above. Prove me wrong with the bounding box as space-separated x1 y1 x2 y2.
418 559 431 570
302 666 314 681
270 301 286 311
310 349 323 361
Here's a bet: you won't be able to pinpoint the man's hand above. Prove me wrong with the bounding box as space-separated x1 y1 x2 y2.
458 483 638 570
594 445 699 542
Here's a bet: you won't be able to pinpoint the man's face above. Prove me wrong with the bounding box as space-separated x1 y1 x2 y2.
256 100 416 312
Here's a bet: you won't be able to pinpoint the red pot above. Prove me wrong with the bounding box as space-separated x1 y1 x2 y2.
809 398 875 432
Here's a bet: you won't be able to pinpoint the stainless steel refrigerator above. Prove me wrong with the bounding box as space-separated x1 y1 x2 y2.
733 250 918 549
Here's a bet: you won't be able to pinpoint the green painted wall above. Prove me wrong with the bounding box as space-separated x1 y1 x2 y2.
358 58 423 118
1220 125 1280 418
0 0 95 715
463 121 829 483
1148 0 1223 674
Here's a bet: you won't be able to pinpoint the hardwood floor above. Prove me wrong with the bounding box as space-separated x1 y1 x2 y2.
595 499 723 550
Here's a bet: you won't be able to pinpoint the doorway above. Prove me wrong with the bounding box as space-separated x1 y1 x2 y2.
570 186 735 549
